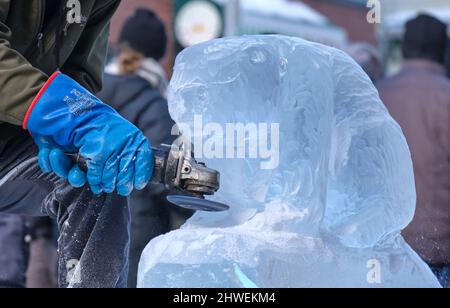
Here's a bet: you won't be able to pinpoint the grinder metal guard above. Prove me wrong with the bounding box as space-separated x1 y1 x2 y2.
67 144 229 212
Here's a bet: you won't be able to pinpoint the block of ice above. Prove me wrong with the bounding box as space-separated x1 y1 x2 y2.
138 36 440 288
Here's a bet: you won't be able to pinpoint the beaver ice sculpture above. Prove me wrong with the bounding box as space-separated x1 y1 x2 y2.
138 36 440 288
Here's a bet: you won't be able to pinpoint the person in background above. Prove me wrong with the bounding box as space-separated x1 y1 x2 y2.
97 8 194 288
104 9 169 96
377 14 450 288
346 42 384 83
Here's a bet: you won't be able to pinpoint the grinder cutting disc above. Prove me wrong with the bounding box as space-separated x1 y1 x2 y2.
167 195 230 212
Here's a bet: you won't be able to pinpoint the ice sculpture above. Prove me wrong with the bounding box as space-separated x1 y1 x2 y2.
138 36 440 288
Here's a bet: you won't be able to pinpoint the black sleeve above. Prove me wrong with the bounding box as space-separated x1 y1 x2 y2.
61 0 121 93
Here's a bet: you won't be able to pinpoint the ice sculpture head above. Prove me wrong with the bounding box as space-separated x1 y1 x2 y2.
169 37 284 117
168 35 415 246
168 36 335 232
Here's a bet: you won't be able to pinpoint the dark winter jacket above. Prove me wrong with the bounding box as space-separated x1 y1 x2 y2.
0 0 120 129
377 59 450 265
97 73 176 147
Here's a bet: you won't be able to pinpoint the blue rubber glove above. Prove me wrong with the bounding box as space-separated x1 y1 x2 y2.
24 72 154 196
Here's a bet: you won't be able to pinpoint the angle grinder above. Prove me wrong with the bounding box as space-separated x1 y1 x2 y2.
67 143 229 212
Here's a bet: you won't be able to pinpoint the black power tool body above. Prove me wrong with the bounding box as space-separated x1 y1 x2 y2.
67 144 229 212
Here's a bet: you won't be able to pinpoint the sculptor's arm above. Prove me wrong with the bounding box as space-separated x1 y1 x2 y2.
61 0 121 93
0 3 48 125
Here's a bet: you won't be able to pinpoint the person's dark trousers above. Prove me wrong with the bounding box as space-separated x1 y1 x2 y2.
128 190 170 288
430 265 450 288
26 217 58 288
128 188 194 288
0 214 30 288
0 124 130 288
0 215 56 288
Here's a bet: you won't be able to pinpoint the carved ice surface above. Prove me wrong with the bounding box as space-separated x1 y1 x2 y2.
138 36 440 288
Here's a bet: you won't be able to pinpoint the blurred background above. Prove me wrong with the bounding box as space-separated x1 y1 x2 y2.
109 0 450 77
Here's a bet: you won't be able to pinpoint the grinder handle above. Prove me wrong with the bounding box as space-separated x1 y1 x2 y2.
65 150 167 185
66 153 88 172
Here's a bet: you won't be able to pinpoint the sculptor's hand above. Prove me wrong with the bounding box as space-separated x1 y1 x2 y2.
25 72 154 196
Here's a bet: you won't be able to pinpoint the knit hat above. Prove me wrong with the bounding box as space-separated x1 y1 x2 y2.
119 8 167 61
402 14 448 64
